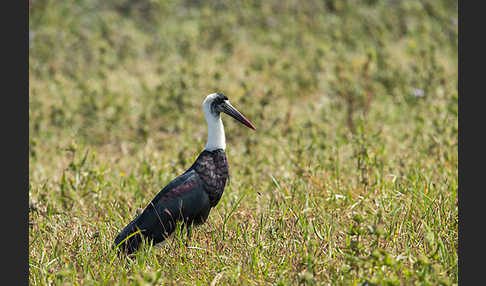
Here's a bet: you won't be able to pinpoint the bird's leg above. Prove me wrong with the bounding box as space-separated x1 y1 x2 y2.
179 222 185 240
186 223 193 245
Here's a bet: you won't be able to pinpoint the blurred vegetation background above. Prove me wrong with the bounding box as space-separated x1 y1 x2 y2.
29 0 457 285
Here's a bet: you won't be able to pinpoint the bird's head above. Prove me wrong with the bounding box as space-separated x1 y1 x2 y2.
202 93 256 130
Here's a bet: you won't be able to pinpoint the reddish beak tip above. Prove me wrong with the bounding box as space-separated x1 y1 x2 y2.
245 120 256 130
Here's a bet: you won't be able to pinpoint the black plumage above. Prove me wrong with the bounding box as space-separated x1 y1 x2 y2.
114 149 229 254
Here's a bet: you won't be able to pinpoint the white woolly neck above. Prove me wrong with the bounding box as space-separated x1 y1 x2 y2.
203 95 226 151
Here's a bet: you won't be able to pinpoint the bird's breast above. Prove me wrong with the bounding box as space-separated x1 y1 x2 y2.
193 149 229 207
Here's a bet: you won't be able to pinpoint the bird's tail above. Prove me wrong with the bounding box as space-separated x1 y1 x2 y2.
114 219 144 255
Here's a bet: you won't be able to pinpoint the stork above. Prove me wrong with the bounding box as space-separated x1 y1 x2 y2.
114 93 255 255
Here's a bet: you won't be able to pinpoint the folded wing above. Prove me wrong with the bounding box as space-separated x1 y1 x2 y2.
114 170 210 254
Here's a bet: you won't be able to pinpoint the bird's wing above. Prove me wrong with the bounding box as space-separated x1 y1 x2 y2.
133 170 210 240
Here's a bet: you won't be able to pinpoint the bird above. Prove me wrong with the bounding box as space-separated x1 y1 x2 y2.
114 92 256 255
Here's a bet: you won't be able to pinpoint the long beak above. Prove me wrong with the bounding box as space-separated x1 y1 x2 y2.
220 101 256 130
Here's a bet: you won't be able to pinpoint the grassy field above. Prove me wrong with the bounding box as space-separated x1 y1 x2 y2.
29 0 458 285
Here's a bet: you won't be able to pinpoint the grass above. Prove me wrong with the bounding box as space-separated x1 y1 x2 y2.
29 0 458 285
